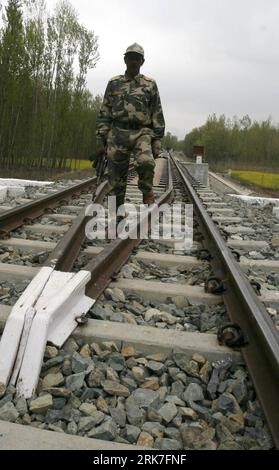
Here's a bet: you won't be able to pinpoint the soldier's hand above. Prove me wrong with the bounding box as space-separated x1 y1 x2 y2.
152 147 161 159
152 140 161 159
92 157 100 169
96 143 106 157
89 146 104 168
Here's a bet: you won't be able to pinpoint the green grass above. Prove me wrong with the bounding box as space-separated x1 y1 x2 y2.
66 159 92 170
231 170 279 190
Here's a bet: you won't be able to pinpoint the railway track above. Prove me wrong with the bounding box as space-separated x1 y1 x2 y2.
0 176 98 236
0 155 278 450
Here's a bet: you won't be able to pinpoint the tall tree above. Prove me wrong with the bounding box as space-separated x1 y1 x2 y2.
0 0 30 167
0 0 101 171
184 114 279 170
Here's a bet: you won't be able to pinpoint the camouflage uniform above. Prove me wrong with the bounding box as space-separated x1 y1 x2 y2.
96 46 165 208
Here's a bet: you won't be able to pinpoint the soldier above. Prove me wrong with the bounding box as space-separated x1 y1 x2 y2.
96 43 165 211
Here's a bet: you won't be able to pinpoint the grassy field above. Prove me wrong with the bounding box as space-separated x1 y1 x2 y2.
231 170 279 190
66 159 92 170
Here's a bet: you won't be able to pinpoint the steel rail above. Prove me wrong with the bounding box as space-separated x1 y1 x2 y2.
43 164 134 271
173 157 279 448
0 176 97 236
85 158 174 299
43 181 109 272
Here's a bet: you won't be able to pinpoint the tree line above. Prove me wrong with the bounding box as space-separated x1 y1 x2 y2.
1 1 277 174
167 114 279 171
0 0 101 170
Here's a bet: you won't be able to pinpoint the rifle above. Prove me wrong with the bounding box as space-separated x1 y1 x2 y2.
89 151 108 185
89 150 108 202
95 151 108 186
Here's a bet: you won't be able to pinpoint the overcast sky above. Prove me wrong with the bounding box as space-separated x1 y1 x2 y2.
29 1 279 138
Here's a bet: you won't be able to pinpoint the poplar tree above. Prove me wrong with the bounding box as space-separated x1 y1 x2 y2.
0 0 101 170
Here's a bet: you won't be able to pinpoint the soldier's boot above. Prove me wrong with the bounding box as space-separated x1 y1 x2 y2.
143 191 155 206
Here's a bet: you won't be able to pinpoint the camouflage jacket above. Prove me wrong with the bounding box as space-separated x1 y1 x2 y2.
96 73 165 149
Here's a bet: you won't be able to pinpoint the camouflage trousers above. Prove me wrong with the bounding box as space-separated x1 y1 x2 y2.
106 127 155 209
